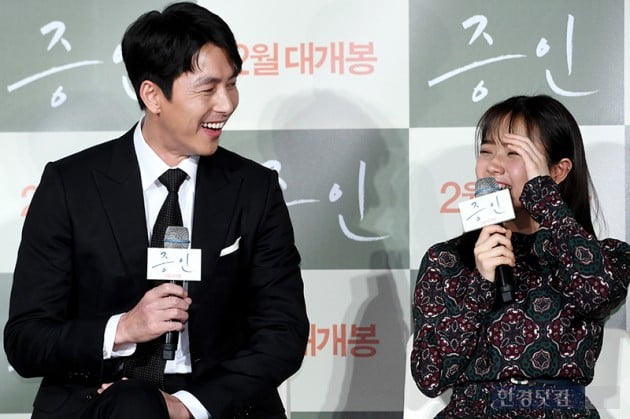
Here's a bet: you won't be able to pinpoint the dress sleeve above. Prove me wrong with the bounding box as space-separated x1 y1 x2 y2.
522 176 630 319
411 242 495 397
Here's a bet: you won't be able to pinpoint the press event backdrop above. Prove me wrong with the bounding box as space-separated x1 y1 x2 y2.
1 1 628 418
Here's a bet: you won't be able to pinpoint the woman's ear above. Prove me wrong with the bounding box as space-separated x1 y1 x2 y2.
550 158 573 184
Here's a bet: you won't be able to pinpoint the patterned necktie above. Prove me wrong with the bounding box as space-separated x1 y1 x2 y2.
123 168 187 388
151 168 187 247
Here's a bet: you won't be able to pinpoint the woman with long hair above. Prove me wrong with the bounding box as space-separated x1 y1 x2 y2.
411 95 630 418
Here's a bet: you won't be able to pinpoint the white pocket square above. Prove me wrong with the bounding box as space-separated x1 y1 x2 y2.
219 237 241 257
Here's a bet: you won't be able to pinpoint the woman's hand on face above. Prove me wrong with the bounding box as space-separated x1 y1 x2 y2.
501 133 550 180
474 225 515 282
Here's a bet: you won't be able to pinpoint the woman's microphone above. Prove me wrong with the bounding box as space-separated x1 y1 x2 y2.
474 177 515 304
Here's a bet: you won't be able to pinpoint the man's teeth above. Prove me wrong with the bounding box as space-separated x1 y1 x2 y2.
202 121 225 130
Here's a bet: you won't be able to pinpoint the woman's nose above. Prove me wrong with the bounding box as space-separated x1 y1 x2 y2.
487 154 505 174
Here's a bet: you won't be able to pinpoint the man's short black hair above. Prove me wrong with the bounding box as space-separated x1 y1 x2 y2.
122 2 242 109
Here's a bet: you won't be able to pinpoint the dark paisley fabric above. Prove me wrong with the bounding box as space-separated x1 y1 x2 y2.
411 176 630 418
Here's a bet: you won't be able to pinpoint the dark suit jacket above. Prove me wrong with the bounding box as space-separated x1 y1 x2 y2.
4 127 309 418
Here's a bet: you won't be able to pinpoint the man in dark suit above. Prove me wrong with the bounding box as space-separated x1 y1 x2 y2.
4 3 309 418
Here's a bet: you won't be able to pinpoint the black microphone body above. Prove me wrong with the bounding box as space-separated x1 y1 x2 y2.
474 177 515 304
162 226 190 360
496 264 514 304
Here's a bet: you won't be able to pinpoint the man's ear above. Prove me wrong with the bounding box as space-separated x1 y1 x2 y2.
550 158 573 184
139 80 163 115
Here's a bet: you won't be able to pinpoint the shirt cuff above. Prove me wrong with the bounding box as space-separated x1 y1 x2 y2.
103 314 136 359
173 391 211 419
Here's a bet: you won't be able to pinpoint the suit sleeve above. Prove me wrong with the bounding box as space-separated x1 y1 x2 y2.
190 169 309 417
4 162 108 381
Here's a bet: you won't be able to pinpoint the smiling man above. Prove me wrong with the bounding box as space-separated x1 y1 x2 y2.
4 3 309 418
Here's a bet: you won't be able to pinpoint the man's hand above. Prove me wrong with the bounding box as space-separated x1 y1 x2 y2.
115 283 192 346
161 391 193 419
96 377 128 394
96 380 192 418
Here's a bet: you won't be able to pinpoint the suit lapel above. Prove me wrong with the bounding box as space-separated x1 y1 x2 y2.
190 148 243 292
92 138 243 295
93 128 148 294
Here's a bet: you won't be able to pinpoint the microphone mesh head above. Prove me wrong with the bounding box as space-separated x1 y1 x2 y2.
164 226 190 249
474 177 501 197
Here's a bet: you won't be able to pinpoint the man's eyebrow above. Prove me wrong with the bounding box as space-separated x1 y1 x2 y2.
192 73 238 88
192 76 220 88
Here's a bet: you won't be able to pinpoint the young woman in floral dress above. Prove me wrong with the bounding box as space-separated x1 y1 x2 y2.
411 95 630 418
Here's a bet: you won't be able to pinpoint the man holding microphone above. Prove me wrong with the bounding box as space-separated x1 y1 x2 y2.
4 3 309 418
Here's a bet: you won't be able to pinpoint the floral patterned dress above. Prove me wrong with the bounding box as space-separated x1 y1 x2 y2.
411 176 630 418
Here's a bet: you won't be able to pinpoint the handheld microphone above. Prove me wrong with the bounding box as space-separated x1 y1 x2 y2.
474 177 515 304
162 226 190 360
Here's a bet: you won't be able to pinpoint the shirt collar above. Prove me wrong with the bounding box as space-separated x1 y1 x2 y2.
133 118 199 191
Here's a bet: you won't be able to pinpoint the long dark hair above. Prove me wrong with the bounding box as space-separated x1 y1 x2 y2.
459 95 600 266
478 95 598 235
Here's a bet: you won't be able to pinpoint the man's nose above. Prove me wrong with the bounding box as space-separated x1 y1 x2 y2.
213 88 236 114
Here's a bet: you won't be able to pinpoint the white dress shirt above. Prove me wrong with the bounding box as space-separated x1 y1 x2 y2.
102 120 209 418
